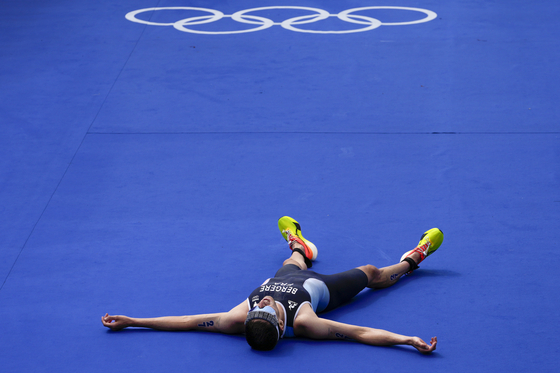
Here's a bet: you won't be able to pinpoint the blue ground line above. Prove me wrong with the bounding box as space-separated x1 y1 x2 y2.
86 131 560 135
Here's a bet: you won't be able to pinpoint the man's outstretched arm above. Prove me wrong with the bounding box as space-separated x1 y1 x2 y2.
294 307 437 354
102 301 248 334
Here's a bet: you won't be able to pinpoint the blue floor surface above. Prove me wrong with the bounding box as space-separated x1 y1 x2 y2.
1 1 559 372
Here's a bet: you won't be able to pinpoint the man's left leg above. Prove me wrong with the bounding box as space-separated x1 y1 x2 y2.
274 239 313 277
274 216 316 277
278 216 317 268
281 242 308 270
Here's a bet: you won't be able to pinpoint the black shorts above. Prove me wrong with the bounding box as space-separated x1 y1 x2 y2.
274 264 368 313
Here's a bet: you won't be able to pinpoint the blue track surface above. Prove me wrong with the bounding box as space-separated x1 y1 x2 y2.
1 1 559 372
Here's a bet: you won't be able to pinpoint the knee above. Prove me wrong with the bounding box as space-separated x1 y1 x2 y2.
283 258 306 270
359 264 380 282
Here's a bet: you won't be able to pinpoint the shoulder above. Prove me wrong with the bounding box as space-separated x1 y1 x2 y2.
217 301 249 334
292 303 318 336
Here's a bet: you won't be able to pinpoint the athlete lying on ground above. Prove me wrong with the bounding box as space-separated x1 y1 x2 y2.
102 216 441 353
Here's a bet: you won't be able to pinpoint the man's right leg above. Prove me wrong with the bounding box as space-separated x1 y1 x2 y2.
314 259 418 312
357 260 414 289
317 239 437 312
358 227 444 289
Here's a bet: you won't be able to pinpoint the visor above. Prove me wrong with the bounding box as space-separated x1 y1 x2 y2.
245 305 280 341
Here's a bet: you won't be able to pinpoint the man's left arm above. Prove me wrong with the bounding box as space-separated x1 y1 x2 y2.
294 307 437 354
102 301 248 334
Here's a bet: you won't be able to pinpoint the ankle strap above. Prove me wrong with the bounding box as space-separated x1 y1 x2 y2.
402 257 419 272
292 248 312 268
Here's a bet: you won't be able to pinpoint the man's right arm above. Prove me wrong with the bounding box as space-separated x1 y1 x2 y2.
101 301 248 334
294 305 437 354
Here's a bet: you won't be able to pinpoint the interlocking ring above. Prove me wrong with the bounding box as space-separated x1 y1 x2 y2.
125 6 438 34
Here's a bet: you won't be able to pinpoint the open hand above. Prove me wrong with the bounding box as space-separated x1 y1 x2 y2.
411 336 437 354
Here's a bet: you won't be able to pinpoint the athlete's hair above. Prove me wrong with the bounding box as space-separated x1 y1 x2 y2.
245 319 279 351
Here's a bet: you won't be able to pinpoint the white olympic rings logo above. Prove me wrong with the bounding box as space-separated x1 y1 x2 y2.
125 6 437 34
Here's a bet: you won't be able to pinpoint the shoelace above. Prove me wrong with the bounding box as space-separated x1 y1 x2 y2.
415 240 432 259
283 229 296 245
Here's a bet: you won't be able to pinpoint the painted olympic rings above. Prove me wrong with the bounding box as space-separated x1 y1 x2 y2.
125 6 437 34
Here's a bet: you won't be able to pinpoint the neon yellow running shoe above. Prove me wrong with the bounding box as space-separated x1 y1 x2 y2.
400 228 444 274
278 216 318 267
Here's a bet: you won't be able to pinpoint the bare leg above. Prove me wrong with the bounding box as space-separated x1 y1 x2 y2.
358 251 422 289
283 242 422 287
282 241 307 270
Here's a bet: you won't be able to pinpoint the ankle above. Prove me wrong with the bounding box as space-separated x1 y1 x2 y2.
291 241 304 251
409 251 421 264
402 257 419 272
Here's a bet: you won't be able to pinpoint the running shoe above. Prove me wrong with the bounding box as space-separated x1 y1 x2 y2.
400 228 444 274
278 216 318 265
